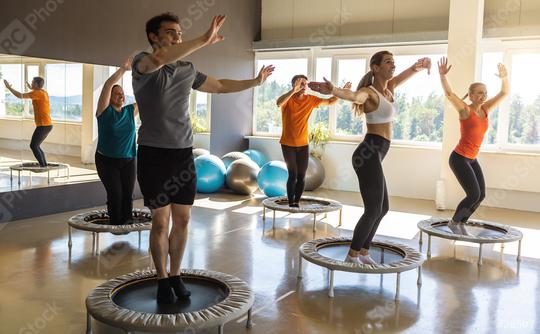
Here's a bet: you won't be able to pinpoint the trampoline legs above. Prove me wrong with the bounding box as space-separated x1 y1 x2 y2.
478 244 483 266
86 312 92 334
262 206 266 221
328 270 335 298
427 235 432 259
395 272 401 301
417 266 422 286
297 254 303 279
313 213 316 232
338 209 342 227
92 232 96 254
68 226 72 248
218 324 224 334
95 233 100 256
272 210 276 230
138 230 141 248
246 308 253 328
418 231 423 246
517 239 522 262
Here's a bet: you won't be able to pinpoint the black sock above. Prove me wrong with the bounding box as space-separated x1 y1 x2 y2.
156 278 175 304
169 275 191 298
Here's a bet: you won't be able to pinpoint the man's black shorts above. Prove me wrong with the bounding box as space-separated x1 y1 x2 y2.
137 145 196 209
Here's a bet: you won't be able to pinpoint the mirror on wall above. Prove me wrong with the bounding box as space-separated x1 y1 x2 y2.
0 53 99 192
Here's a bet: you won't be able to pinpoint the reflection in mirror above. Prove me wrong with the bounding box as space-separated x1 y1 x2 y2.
0 54 98 192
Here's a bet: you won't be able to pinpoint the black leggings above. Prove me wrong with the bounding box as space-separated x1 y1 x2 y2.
30 125 52 167
281 145 309 205
449 151 486 223
95 152 136 225
350 134 390 251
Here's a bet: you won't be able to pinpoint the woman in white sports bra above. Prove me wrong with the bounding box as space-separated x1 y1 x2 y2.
309 51 431 264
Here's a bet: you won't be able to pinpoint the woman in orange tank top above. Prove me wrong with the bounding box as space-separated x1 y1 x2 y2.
438 57 509 231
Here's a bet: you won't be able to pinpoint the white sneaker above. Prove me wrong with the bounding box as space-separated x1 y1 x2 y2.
344 255 362 264
447 220 461 234
359 254 377 265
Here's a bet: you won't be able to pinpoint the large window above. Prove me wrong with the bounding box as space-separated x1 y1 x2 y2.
254 57 308 134
481 52 503 145
45 63 83 122
190 91 211 133
392 54 445 143
0 64 24 117
507 53 540 146
335 58 366 136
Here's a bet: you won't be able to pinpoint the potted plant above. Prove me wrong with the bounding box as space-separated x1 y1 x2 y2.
306 122 330 190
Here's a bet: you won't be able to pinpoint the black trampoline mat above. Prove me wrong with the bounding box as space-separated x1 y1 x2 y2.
317 244 405 264
275 198 332 209
84 217 151 225
433 222 507 238
112 277 228 314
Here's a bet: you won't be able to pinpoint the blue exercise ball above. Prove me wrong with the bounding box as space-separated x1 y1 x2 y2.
194 155 226 193
243 149 267 167
257 161 288 197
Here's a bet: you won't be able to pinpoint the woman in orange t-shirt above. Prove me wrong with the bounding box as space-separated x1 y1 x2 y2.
4 77 52 167
438 57 509 230
276 74 350 207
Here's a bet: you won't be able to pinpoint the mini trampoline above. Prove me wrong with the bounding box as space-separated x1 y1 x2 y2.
262 196 342 232
10 162 70 186
417 217 523 266
68 208 152 255
85 269 254 334
298 237 423 300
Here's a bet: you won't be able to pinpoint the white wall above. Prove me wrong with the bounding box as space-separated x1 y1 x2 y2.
248 136 540 213
0 118 81 157
193 133 211 151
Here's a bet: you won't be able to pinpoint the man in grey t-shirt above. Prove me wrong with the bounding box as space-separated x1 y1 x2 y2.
133 12 274 304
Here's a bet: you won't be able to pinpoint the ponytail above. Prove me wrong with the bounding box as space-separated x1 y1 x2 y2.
462 93 468 100
352 71 374 116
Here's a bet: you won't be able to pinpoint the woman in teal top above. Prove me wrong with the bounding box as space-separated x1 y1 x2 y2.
95 57 138 225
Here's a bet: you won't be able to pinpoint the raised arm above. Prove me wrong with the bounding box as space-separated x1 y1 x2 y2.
388 57 431 90
96 57 131 117
437 57 468 112
136 15 226 75
482 63 509 113
276 78 303 108
196 65 274 94
309 78 370 105
320 82 352 106
3 80 24 99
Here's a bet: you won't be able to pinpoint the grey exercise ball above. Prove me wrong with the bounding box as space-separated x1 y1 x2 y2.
226 159 260 195
304 156 325 191
221 151 251 169
193 148 210 158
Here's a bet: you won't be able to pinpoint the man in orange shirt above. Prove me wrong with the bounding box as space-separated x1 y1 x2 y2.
276 75 350 206
4 77 53 167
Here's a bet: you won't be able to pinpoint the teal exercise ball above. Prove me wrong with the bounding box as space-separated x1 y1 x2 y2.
257 161 288 197
194 155 226 193
243 149 267 167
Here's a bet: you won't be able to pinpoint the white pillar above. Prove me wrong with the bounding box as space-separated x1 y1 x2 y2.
437 0 485 210
81 64 109 164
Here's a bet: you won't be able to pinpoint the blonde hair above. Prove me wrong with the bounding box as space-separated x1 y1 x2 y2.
462 82 486 100
353 51 393 116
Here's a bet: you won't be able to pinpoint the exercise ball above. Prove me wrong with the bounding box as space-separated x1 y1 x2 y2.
226 159 260 195
304 156 326 191
257 161 288 197
194 155 226 193
221 151 250 169
193 148 210 158
243 149 267 167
